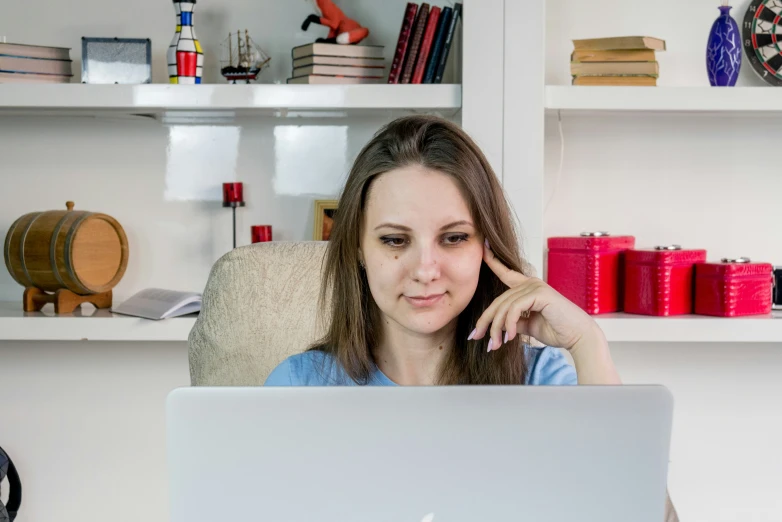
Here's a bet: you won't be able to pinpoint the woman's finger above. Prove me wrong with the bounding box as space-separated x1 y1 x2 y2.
504 297 531 343
483 240 528 288
470 285 526 341
486 283 539 350
488 291 549 351
488 293 516 351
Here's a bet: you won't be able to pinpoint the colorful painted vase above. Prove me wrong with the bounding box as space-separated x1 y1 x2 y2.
168 0 203 84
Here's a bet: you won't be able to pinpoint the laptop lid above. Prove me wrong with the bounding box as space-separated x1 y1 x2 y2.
166 386 672 522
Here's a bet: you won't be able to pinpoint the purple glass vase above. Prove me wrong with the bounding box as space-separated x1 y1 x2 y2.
706 5 741 86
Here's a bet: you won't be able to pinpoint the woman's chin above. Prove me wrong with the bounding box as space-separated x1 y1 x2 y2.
402 312 457 336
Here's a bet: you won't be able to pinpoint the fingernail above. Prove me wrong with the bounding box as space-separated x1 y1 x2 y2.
468 328 477 341
484 239 490 249
503 331 508 344
487 338 494 352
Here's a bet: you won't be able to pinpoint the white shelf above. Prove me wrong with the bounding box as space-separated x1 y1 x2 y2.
545 86 782 114
0 83 462 118
2 301 781 343
0 302 195 342
594 313 782 343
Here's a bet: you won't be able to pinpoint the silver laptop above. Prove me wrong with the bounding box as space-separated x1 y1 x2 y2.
166 386 673 522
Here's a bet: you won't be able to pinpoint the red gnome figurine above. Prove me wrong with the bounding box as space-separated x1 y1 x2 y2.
301 0 370 45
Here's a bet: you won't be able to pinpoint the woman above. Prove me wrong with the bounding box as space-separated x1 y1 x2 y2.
265 115 677 518
266 114 618 387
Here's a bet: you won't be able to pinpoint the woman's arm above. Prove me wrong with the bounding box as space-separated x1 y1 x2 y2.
570 326 622 385
477 242 680 522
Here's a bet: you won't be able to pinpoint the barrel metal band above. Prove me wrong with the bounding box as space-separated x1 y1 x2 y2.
3 216 24 286
19 212 43 287
49 213 72 289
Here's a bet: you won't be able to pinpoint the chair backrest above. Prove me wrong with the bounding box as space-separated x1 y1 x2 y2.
188 241 330 386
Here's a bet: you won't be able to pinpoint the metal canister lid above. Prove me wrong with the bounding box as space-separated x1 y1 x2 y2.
580 231 610 237
654 245 682 251
721 257 751 264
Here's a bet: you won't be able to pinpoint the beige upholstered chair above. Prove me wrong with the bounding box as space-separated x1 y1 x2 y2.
188 241 330 386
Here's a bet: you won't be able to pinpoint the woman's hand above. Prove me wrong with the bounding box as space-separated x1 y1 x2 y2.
469 241 599 353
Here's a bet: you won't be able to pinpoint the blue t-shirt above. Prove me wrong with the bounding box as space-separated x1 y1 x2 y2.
264 346 577 386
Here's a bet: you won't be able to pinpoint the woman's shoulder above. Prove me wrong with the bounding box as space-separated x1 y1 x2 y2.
265 346 576 386
264 350 344 386
525 345 577 386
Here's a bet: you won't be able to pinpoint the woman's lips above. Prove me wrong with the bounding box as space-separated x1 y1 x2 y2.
404 293 445 307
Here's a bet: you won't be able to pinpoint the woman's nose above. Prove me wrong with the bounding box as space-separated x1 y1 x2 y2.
412 246 441 283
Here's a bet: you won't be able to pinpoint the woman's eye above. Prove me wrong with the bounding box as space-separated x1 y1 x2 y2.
443 234 469 245
380 236 407 247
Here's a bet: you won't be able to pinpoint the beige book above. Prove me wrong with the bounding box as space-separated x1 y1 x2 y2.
572 36 666 51
571 49 656 62
570 61 659 76
572 76 658 86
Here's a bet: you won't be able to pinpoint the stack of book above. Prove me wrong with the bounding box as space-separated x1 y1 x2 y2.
570 36 666 86
388 2 462 84
287 42 386 84
0 42 73 83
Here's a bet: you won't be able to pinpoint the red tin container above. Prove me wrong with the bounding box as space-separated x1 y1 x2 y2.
251 225 273 243
624 245 707 316
695 258 774 317
547 232 635 315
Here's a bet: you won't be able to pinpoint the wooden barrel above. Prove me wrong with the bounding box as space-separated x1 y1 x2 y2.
4 201 129 295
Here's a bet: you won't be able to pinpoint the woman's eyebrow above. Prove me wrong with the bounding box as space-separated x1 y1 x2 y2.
440 220 474 230
374 223 412 231
374 221 474 232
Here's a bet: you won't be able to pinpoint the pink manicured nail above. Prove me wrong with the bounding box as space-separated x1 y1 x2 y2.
484 239 490 249
468 328 477 340
487 338 494 352
503 332 508 344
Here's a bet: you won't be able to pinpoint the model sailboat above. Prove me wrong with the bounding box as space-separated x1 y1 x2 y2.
220 30 271 83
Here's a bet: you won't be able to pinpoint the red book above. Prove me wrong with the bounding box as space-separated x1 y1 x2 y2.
412 6 441 84
401 3 430 84
388 3 418 84
547 233 636 315
623 246 707 316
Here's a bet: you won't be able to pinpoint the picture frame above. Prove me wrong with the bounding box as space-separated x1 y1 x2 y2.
313 200 339 241
81 37 152 84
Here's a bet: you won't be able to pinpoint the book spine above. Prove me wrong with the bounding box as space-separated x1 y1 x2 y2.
433 2 462 84
401 3 430 84
388 3 419 84
412 7 441 84
422 7 452 84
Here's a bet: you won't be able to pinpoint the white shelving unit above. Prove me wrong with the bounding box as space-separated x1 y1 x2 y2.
545 85 782 113
0 302 196 341
0 83 462 118
594 313 782 343
4 301 782 343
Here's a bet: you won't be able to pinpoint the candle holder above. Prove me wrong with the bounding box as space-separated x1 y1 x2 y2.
251 225 273 243
222 182 245 249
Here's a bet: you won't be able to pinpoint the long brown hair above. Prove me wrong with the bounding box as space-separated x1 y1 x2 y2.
311 115 529 385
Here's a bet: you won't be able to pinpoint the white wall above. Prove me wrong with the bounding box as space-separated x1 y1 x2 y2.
546 1 782 521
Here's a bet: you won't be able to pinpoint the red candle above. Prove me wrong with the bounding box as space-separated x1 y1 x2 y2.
223 182 244 205
251 225 273 243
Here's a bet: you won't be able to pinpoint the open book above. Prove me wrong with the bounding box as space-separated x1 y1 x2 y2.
111 288 202 320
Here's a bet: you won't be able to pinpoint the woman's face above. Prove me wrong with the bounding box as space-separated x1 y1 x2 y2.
360 164 484 336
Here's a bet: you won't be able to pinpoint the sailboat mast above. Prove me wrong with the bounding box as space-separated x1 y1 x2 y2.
228 32 233 66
